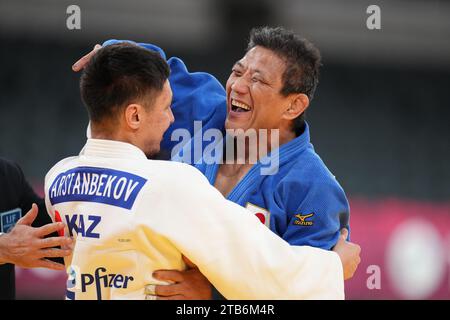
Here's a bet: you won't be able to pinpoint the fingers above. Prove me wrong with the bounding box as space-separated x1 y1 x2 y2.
37 248 72 259
34 259 66 271
72 44 102 71
345 260 361 280
35 222 65 237
17 203 38 226
182 255 197 269
37 236 73 249
153 270 183 283
344 244 362 280
156 283 182 297
145 283 182 297
340 228 349 240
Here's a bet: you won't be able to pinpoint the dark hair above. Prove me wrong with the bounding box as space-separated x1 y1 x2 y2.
247 26 321 135
80 43 170 123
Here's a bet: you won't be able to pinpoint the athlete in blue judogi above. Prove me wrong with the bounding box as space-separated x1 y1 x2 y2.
101 35 350 250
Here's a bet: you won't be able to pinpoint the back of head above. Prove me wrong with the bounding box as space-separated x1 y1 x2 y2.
80 43 170 125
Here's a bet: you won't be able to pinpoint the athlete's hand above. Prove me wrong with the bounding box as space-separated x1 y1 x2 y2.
72 44 102 72
145 256 212 300
0 204 72 270
332 228 361 280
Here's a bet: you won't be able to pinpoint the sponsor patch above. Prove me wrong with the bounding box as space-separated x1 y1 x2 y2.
0 208 22 233
293 213 315 226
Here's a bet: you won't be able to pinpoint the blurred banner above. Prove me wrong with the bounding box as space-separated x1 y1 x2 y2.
345 199 450 299
15 198 450 300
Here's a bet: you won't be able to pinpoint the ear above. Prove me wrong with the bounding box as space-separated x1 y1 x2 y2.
124 103 145 130
282 93 310 120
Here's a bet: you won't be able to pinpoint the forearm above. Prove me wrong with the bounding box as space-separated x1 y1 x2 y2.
198 231 344 299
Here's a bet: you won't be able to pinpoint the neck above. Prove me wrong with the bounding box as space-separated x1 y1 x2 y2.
91 123 132 145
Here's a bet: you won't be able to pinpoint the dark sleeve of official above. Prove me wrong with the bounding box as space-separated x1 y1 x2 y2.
11 162 51 228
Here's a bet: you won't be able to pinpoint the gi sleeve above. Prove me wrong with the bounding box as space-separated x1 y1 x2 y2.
144 165 345 300
3 160 50 229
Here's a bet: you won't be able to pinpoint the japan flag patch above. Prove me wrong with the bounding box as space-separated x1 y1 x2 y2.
245 203 271 228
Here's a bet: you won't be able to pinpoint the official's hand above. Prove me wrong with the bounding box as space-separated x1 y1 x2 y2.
0 204 73 270
72 44 102 72
145 256 212 300
332 228 361 280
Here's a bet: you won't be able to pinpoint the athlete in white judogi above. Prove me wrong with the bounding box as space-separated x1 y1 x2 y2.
45 43 346 300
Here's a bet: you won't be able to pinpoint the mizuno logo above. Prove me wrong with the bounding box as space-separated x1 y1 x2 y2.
293 213 314 226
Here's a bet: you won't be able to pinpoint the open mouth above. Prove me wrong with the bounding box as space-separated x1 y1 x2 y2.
231 99 251 113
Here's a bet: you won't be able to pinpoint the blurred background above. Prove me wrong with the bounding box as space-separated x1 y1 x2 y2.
0 0 449 299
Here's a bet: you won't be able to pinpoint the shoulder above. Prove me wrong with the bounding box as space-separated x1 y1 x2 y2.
274 147 348 214
0 157 23 188
136 160 216 209
0 157 21 176
282 147 344 191
150 160 209 185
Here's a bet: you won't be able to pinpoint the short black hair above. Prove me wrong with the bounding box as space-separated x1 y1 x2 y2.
247 26 321 135
80 43 170 123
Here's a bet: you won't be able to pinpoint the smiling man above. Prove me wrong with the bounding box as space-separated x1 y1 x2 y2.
183 28 354 299
188 27 350 251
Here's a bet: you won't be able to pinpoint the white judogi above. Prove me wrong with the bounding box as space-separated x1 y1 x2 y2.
44 139 344 300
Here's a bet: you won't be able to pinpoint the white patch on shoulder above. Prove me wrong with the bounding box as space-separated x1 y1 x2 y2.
245 202 271 228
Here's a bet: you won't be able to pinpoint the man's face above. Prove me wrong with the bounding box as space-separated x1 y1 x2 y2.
225 46 292 132
139 80 174 157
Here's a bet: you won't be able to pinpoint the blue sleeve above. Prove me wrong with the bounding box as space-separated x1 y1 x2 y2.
279 180 350 250
102 40 227 155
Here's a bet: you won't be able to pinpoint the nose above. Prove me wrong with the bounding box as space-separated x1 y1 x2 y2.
168 107 175 124
230 75 249 95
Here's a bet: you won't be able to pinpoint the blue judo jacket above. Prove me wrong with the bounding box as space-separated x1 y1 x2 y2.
103 40 350 249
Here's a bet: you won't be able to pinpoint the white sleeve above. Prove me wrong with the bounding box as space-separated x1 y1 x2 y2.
145 165 344 300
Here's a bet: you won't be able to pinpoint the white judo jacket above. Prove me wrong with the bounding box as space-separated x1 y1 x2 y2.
44 139 344 300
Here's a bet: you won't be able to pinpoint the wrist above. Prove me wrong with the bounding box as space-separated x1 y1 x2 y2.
0 232 10 265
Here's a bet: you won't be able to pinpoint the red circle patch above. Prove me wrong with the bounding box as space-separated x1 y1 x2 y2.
255 213 266 224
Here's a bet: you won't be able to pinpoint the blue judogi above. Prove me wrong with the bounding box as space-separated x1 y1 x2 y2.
191 122 350 249
102 40 350 249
